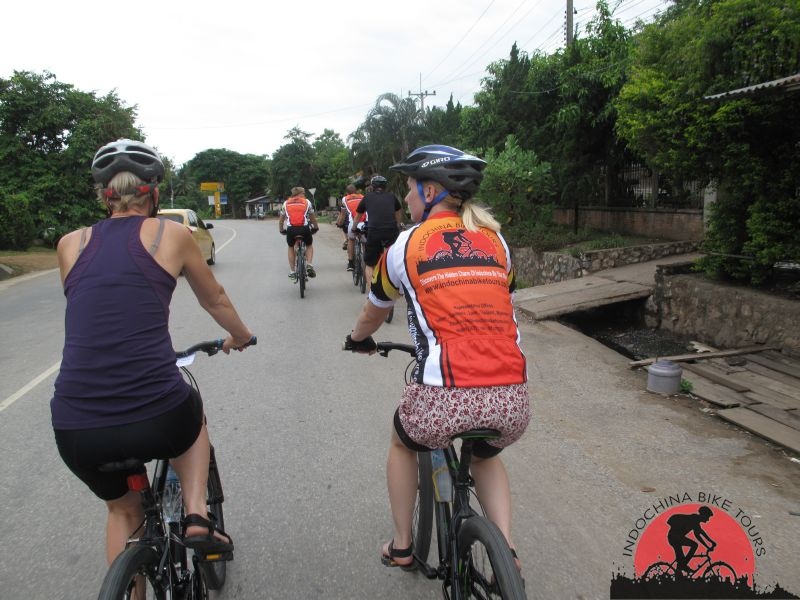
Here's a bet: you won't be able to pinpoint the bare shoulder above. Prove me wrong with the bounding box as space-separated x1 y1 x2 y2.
57 227 88 256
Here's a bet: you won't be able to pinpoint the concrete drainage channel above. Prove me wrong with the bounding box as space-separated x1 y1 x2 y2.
557 298 694 362
558 299 800 455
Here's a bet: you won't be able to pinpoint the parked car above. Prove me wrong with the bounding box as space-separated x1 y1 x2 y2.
156 208 216 265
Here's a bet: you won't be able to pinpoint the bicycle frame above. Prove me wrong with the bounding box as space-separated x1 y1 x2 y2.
421 440 488 599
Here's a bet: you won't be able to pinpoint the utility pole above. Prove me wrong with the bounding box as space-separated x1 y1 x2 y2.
566 0 574 46
408 73 436 112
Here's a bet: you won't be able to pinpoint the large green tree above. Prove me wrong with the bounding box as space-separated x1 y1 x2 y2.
181 149 270 218
271 127 315 199
0 70 139 244
312 129 351 207
616 0 800 282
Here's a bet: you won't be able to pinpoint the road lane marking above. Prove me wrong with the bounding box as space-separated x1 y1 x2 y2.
213 224 236 253
0 361 61 412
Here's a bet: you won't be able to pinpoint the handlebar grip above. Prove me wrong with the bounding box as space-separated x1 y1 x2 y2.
235 336 257 350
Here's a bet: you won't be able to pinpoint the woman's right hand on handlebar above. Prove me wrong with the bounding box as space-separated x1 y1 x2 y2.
223 332 256 354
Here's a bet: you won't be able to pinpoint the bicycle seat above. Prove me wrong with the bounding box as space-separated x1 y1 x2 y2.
98 458 148 473
452 428 501 442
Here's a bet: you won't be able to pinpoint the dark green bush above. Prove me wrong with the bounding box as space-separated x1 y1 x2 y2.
0 193 36 250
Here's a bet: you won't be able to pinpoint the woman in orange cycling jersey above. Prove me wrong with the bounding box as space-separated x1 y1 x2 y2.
345 145 531 571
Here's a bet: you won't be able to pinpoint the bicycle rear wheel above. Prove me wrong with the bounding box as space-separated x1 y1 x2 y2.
456 516 526 599
412 452 434 564
297 243 306 298
352 243 361 287
196 446 228 591
97 545 167 600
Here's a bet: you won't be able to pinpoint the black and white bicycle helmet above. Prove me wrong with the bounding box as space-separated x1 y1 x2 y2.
91 139 165 186
370 174 387 189
389 145 486 200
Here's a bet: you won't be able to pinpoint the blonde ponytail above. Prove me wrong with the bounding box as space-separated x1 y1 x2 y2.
460 199 500 233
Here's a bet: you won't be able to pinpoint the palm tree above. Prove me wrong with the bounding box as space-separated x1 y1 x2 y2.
350 93 425 182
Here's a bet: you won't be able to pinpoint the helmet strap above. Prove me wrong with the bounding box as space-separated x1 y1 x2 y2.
418 181 449 222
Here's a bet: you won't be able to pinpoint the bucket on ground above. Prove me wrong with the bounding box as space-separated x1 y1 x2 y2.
646 359 683 395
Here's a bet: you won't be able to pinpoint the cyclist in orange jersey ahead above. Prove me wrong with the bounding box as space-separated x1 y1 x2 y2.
344 145 531 573
336 183 365 271
279 186 319 279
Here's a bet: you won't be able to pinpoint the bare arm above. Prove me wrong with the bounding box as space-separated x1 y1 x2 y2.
351 299 392 343
179 229 253 353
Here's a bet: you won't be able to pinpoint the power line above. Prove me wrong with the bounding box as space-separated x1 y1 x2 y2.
423 0 496 83
428 0 541 87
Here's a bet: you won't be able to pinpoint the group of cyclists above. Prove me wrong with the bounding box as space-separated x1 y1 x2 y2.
50 140 533 590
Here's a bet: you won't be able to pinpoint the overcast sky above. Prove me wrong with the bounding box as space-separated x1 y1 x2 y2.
2 0 669 166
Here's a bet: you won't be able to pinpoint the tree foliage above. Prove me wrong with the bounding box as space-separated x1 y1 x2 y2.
0 70 140 246
180 148 270 218
615 0 800 282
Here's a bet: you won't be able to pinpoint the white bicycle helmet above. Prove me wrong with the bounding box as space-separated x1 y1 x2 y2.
91 139 164 186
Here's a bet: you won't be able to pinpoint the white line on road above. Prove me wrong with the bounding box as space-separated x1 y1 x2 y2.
0 361 61 413
213 224 236 253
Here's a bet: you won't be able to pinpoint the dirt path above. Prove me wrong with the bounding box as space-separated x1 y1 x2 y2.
0 251 58 279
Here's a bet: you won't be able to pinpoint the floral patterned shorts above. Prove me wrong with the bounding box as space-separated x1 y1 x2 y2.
397 382 531 451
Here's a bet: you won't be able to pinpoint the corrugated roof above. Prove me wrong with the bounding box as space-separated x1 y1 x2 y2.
704 73 800 100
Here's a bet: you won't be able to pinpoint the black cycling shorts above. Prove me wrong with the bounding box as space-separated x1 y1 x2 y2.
53 387 204 501
285 226 313 247
365 228 399 267
393 409 503 459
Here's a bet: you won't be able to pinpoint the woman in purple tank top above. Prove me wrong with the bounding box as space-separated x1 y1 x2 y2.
51 139 254 567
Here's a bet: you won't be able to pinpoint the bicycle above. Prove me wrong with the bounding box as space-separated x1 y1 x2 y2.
373 342 526 599
644 549 737 583
352 230 367 294
96 337 256 600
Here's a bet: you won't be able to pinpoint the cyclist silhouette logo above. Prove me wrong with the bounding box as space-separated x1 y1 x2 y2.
665 505 718 577
416 227 501 275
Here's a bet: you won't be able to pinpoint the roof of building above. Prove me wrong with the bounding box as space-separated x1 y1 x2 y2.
704 73 800 100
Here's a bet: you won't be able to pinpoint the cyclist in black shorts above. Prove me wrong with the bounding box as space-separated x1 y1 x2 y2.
355 175 403 282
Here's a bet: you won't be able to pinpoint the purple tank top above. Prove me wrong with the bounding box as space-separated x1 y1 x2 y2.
51 216 189 430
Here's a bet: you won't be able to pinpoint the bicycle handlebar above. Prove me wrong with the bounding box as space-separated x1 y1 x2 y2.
375 342 415 357
175 336 257 359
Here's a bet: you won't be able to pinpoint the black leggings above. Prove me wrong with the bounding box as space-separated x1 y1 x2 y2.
54 388 204 501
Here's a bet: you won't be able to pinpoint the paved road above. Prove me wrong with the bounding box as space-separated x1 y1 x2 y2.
1 220 798 599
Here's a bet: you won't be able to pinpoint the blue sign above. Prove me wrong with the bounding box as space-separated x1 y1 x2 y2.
220 194 228 205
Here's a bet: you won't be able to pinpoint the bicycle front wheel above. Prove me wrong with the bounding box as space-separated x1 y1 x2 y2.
196 446 228 591
703 561 737 584
456 516 526 599
97 545 167 600
412 452 434 564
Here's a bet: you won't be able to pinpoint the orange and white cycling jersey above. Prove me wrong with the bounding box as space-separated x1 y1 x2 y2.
282 195 314 227
342 193 366 224
370 211 527 387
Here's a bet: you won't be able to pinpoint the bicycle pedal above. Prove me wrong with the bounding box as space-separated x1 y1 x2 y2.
198 550 233 562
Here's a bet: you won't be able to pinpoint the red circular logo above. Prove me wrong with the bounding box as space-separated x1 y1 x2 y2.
634 503 755 586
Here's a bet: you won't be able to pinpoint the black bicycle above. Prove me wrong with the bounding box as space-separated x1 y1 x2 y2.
292 235 309 298
352 230 367 294
374 342 526 599
96 337 256 600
